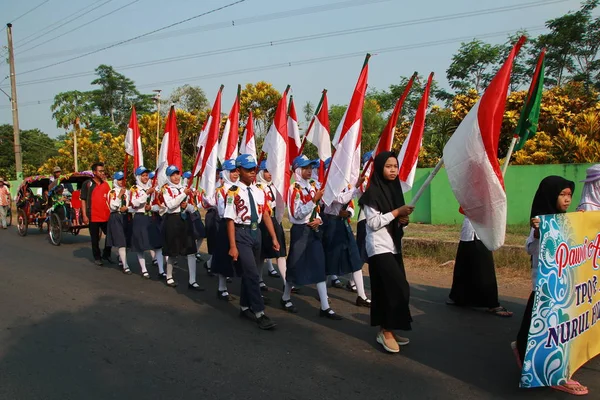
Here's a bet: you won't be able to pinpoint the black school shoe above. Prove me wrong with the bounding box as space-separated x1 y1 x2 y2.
217 290 234 301
319 308 343 320
102 255 115 264
256 314 276 330
331 279 344 289
239 309 257 322
280 298 298 313
188 282 205 291
356 296 371 308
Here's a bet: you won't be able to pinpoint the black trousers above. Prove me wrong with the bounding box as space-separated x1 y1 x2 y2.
235 226 264 313
517 291 536 361
89 221 111 261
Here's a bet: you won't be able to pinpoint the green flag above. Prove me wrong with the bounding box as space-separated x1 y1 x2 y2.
514 50 545 151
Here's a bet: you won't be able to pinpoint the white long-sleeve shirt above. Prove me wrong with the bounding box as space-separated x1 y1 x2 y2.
459 217 479 241
364 205 397 257
324 186 358 218
526 228 540 291
162 184 194 214
108 188 130 213
287 181 319 224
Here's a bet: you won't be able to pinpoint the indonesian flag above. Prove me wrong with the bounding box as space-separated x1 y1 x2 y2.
323 54 370 206
124 105 143 169
287 96 301 161
239 110 256 161
304 90 331 182
398 72 433 193
262 86 290 223
217 85 241 162
156 106 182 187
199 86 224 197
443 36 525 251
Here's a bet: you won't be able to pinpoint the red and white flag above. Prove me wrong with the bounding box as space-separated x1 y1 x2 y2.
304 90 331 162
156 106 182 187
199 86 224 197
443 37 525 251
287 96 301 161
323 55 370 206
262 86 290 222
239 110 256 161
217 85 241 163
398 72 433 193
124 105 143 170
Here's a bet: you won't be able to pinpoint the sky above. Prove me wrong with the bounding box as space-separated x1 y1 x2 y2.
0 0 585 138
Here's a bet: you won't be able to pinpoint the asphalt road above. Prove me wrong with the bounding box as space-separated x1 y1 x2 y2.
0 228 598 400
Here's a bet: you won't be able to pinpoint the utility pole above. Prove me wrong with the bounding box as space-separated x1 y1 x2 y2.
6 23 23 180
153 89 162 166
74 117 79 172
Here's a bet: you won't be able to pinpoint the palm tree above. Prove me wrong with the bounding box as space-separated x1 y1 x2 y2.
51 91 92 171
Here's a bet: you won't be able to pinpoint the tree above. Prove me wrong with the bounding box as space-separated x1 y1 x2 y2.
446 39 503 93
239 82 282 136
328 98 386 155
165 85 209 114
0 124 58 179
51 91 93 131
302 101 314 124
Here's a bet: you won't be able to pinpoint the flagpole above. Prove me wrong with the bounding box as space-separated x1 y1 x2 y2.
153 89 162 167
298 89 327 154
408 158 443 207
501 136 518 176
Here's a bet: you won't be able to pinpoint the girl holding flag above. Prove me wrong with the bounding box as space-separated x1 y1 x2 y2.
359 151 414 353
161 165 203 290
200 167 223 277
106 171 132 274
283 155 341 319
129 166 165 279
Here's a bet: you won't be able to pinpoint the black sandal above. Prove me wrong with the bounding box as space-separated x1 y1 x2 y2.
188 282 205 291
122 268 132 275
166 278 177 287
142 272 150 279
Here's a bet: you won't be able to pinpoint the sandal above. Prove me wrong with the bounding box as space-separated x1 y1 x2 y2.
487 306 513 318
158 272 167 280
122 268 132 275
268 270 281 278
552 380 588 396
142 271 150 279
166 278 177 287
346 281 357 293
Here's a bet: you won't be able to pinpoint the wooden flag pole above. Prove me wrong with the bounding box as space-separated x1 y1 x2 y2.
501 136 519 176
298 89 327 155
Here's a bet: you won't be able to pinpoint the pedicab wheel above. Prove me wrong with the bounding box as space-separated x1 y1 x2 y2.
49 213 62 246
17 209 27 236
7 208 12 227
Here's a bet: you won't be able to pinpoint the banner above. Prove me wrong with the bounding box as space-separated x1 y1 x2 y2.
521 211 600 388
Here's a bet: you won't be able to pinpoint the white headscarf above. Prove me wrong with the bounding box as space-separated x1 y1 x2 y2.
135 173 152 191
257 170 270 186
578 179 600 211
222 170 239 186
167 174 184 191
113 178 125 190
294 167 310 189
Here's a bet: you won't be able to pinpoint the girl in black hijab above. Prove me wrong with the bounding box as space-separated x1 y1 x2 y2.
359 151 414 354
512 176 587 395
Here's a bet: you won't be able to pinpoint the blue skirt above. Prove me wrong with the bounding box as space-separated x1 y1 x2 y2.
211 218 235 277
131 213 162 252
356 219 368 263
323 216 363 275
106 212 130 248
286 224 326 285
190 211 206 240
162 213 197 257
260 215 287 259
204 208 218 254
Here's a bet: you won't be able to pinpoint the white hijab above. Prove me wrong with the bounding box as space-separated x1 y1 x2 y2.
578 179 600 211
135 174 152 191
257 170 270 186
222 170 239 186
113 178 125 190
294 167 311 190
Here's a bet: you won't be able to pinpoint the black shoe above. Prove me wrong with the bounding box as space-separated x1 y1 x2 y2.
152 259 158 266
268 270 281 278
262 295 271 305
280 298 298 313
240 308 257 322
226 277 232 283
319 308 343 320
356 296 371 308
256 314 276 330
102 255 115 264
195 253 202 261
166 278 177 287
346 281 358 293
204 262 215 277
188 282 205 291
217 290 233 301
94 259 103 266
259 283 269 292
122 268 132 275
158 272 167 280
331 279 343 289
142 272 150 279
291 286 301 294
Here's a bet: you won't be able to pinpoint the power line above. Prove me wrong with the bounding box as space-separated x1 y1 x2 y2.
14 0 114 50
7 0 51 24
15 0 389 65
18 0 139 55
0 25 545 110
17 0 248 76
7 0 564 89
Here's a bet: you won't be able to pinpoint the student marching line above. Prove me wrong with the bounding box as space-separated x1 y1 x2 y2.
200 167 223 277
106 171 132 274
224 154 279 329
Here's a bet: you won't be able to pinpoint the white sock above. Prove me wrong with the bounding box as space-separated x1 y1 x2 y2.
155 248 164 274
218 274 228 291
255 311 264 318
166 256 174 280
241 306 249 311
316 281 330 311
352 270 367 300
282 283 293 301
266 259 275 273
137 253 147 273
187 254 196 284
277 257 287 283
118 247 128 269
207 255 212 269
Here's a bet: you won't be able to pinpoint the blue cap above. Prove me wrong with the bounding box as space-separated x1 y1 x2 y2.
113 171 125 180
259 160 267 171
222 159 236 171
236 154 257 169
166 165 180 177
324 157 331 169
149 171 155 179
292 155 313 170
362 151 374 165
135 166 149 176
183 171 192 179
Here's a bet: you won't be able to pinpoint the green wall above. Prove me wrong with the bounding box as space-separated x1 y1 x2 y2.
407 163 593 225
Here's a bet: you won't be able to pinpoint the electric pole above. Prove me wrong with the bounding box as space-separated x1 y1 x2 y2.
153 89 162 166
6 23 23 180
